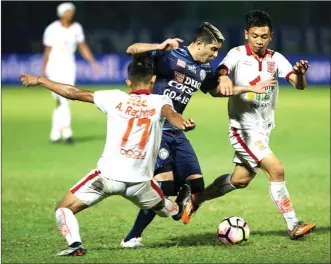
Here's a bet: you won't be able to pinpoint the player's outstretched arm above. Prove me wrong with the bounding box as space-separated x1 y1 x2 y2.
127 38 184 55
209 76 276 97
19 74 94 103
288 60 309 90
209 67 277 97
161 105 195 132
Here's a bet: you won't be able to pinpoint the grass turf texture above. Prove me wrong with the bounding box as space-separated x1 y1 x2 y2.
2 85 330 263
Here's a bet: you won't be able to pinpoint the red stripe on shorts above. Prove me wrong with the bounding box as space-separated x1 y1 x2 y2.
71 170 101 194
232 128 260 163
151 180 164 200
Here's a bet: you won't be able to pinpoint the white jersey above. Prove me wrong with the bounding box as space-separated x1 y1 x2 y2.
94 90 173 182
219 44 293 130
43 20 85 76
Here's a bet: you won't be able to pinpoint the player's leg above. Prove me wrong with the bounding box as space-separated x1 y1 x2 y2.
122 132 176 245
57 95 73 143
260 154 316 239
50 93 63 143
55 169 105 256
195 163 255 206
48 73 74 143
173 131 205 224
121 180 192 248
182 126 261 220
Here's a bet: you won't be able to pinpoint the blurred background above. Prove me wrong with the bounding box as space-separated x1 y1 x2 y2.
2 1 331 85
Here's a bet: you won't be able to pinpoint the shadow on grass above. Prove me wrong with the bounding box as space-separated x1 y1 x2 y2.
146 225 330 248
73 135 105 143
49 135 105 145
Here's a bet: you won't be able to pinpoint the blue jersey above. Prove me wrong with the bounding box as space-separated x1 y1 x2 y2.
149 47 214 130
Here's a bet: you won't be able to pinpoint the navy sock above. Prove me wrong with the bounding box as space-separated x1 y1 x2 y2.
124 209 156 242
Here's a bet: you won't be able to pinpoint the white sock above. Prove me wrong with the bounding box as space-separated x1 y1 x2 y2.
60 106 72 139
55 208 82 246
155 198 179 217
50 107 62 141
269 181 298 230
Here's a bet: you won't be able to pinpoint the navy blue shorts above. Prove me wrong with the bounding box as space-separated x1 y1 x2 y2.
154 129 202 184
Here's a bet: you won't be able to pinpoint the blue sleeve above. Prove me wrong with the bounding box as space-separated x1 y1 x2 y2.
200 72 218 94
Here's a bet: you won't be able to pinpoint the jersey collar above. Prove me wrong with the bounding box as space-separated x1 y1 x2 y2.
183 46 195 62
245 43 274 59
129 89 151 95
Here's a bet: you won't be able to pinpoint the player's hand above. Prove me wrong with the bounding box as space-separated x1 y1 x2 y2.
217 75 233 96
91 61 101 78
158 38 184 51
19 74 39 86
293 60 309 75
252 78 277 94
183 117 196 132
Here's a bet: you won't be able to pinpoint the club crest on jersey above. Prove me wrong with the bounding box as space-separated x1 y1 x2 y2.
267 61 275 73
174 71 186 83
200 69 206 81
188 65 197 74
158 148 169 160
176 59 186 68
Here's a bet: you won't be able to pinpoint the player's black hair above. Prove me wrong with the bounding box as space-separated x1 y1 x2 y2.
246 10 273 32
193 22 225 44
127 59 154 85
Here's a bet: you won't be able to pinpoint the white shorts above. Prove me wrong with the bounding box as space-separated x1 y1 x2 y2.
70 169 164 209
229 126 273 173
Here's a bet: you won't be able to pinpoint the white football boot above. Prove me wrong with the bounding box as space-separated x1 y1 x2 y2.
120 237 144 248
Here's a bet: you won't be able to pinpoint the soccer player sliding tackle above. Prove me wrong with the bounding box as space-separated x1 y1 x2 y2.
19 60 196 256
182 10 316 240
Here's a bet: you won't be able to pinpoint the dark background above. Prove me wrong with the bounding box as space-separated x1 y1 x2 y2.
2 1 331 56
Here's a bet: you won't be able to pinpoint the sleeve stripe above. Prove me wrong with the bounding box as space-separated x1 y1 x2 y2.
218 64 229 75
285 71 294 80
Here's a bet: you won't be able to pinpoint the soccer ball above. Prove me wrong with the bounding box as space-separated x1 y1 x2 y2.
217 216 250 244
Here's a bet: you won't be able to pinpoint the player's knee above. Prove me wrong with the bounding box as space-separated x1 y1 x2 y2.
159 180 177 196
188 177 205 194
268 163 285 181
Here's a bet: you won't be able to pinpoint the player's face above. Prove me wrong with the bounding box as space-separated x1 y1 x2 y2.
198 41 222 63
245 26 272 57
61 10 75 22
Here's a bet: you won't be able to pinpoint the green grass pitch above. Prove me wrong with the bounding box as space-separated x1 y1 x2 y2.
2 85 330 263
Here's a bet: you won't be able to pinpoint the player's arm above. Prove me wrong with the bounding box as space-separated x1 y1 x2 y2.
161 105 195 132
41 46 51 77
206 70 275 97
78 42 99 74
19 74 94 103
288 60 309 90
126 38 184 55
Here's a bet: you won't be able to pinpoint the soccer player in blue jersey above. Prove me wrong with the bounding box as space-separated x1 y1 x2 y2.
121 22 275 248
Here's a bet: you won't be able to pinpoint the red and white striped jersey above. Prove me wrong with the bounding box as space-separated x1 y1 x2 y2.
94 89 173 182
219 44 293 130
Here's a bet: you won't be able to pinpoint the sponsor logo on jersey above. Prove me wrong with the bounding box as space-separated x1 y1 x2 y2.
174 71 185 83
254 140 266 150
244 61 253 66
158 148 169 160
188 64 197 74
200 69 206 81
120 148 145 159
176 59 186 68
267 61 275 73
168 76 201 95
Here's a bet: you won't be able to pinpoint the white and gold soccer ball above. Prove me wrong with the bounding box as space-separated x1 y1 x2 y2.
217 216 250 244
